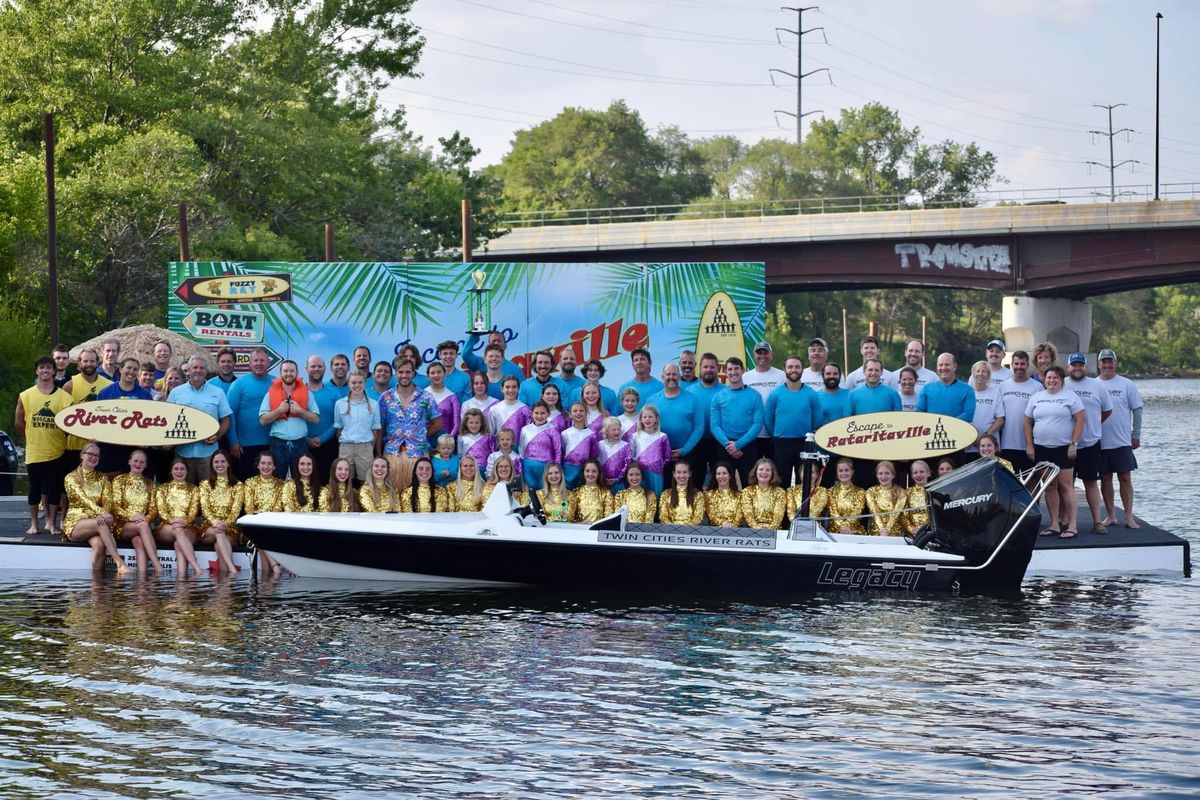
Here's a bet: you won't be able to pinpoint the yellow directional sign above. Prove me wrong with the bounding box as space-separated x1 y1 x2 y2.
174 273 292 306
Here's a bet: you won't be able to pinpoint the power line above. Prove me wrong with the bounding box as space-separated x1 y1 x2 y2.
1085 104 1140 202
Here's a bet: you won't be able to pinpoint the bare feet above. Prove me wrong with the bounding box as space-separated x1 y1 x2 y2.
1100 516 1117 527
1126 519 1141 529
24 526 37 535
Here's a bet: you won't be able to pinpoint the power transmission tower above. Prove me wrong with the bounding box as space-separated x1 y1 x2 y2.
770 6 829 143
1086 103 1141 202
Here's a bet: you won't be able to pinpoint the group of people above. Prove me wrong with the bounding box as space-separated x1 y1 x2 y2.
15 326 1145 572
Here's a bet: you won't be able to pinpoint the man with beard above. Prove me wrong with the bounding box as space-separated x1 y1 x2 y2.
645 364 704 470
518 350 566 407
685 352 727 489
259 359 319 478
816 363 850 487
352 345 373 379
995 351 1038 472
800 338 831 392
380 360 441 492
1097 349 1143 529
227 347 277 479
61 349 112 478
677 350 698 385
985 339 1011 387
1065 352 1113 534
902 339 938 392
305 355 342 482
170 355 232 482
765 355 823 488
208 347 238 394
555 347 585 400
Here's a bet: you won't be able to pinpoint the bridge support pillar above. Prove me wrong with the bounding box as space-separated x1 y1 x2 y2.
1002 296 1092 362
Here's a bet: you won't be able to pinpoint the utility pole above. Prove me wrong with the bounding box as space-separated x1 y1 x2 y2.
1155 12 1163 201
771 6 828 143
1086 104 1140 202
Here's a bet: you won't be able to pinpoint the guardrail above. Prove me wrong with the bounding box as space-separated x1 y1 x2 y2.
500 183 1200 228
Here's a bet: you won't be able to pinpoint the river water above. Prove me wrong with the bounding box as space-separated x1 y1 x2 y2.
1 381 1197 798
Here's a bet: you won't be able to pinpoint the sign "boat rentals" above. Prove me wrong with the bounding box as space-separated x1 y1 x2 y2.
54 400 220 447
815 411 979 461
598 530 777 550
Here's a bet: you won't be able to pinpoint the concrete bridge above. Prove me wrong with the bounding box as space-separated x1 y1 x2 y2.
481 198 1200 361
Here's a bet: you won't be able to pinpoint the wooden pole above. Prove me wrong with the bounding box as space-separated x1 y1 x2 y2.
921 315 927 360
324 223 335 261
841 307 849 372
461 198 473 263
44 113 59 345
177 203 191 261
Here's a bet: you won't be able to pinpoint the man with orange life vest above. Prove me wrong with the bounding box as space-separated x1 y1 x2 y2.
258 359 319 478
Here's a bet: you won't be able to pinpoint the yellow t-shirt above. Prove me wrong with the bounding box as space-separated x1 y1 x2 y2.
65 375 112 451
20 386 73 464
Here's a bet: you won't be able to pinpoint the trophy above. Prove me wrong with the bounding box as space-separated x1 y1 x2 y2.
466 269 493 335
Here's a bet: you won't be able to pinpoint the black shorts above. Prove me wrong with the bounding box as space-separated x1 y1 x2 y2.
1101 446 1138 474
1073 442 1102 481
26 457 65 505
1001 448 1035 473
1034 444 1075 470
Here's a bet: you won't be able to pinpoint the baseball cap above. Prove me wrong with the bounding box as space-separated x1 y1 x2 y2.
986 339 1005 350
1068 352 1087 365
808 337 828 349
1098 348 1117 361
753 341 772 353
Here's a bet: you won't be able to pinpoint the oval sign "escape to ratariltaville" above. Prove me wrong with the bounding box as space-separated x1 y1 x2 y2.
815 411 979 461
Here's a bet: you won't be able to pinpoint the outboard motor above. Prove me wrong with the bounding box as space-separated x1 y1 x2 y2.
922 459 1042 590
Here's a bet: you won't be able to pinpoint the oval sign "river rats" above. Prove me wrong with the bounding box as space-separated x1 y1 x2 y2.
815 412 979 461
54 400 220 447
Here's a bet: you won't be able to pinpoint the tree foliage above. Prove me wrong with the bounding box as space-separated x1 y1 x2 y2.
0 0 497 345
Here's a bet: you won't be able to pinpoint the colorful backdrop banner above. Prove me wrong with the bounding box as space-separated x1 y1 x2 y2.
167 262 765 384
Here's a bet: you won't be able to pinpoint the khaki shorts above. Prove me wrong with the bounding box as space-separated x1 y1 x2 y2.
339 442 375 484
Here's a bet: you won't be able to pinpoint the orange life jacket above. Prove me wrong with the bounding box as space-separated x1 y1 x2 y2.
267 378 309 419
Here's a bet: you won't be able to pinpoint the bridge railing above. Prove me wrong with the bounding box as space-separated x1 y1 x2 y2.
500 182 1200 228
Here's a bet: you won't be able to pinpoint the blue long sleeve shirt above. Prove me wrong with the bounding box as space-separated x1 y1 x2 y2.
462 333 524 381
817 389 850 427
686 382 726 435
847 383 901 415
916 379 976 423
764 384 823 438
645 390 705 457
518 375 567 407
709 385 764 451
225 372 275 447
307 383 344 444
616 378 664 412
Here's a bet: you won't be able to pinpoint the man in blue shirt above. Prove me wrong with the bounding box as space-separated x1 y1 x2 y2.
435 340 472 401
645 364 704 467
518 350 566 407
306 355 348 483
169 355 233 483
916 353 976 423
847 359 901 415
709 357 764 487
226 347 276 480
616 348 664 412
555 348 585 401
463 330 523 381
816 363 850 427
685 352 726 489
765 355 823 488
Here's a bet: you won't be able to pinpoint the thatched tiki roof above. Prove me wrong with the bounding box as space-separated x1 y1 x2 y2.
70 325 210 367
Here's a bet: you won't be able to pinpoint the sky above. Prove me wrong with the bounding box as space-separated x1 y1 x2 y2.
382 0 1200 203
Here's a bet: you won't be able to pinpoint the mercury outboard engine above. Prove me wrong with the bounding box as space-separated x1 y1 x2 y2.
919 459 1042 590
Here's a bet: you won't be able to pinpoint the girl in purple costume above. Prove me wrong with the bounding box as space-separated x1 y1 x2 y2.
424 362 461 444
541 384 570 433
630 404 673 496
485 428 523 480
519 402 563 491
461 371 497 423
561 402 598 489
580 382 607 436
597 415 633 493
616 388 640 442
457 408 495 472
486 376 531 444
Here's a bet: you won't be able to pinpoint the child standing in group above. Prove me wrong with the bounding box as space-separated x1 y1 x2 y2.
630 404 672 496
458 409 495 473
519 401 563 491
597 416 633 492
431 434 460 488
579 383 607 435
616 389 640 440
487 376 531 443
561 403 597 489
486 428 523 481
541 385 569 432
